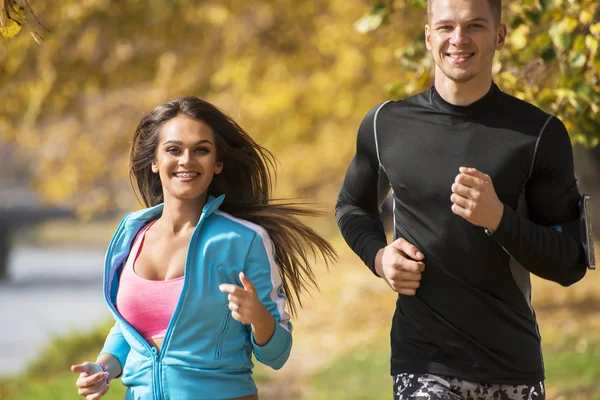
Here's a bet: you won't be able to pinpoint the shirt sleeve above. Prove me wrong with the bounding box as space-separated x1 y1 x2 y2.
489 116 587 286
98 320 130 377
335 103 391 275
244 231 292 370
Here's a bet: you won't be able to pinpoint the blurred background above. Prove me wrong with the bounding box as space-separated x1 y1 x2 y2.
0 0 599 399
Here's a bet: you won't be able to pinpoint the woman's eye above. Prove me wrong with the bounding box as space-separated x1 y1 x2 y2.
195 148 209 154
166 148 180 155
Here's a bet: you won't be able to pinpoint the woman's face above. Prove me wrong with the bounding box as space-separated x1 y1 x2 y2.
151 114 223 205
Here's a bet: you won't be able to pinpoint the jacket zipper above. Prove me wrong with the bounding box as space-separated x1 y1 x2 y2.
215 304 232 360
158 212 206 363
106 199 221 399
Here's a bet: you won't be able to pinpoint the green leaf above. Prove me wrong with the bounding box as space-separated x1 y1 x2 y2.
524 9 542 25
541 46 557 62
540 0 562 11
549 24 572 50
569 52 587 69
510 15 525 29
353 3 389 34
573 35 587 53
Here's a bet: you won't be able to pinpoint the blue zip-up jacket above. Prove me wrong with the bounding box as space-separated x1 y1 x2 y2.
99 195 293 400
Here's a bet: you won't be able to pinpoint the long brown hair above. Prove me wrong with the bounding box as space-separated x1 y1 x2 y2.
129 96 337 315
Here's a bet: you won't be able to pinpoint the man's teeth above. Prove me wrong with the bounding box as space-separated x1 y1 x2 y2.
175 172 199 178
450 54 472 58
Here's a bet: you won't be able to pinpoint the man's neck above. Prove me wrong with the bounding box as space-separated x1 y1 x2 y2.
434 72 493 106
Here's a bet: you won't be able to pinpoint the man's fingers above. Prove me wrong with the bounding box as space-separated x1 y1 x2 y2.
391 238 424 261
450 193 472 209
458 167 492 185
398 270 423 282
451 183 477 200
396 288 418 296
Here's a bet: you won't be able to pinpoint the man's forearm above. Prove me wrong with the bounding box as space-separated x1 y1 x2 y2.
336 205 388 274
489 205 586 286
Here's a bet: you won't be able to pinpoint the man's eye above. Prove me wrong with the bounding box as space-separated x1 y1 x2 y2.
438 26 452 31
469 24 483 28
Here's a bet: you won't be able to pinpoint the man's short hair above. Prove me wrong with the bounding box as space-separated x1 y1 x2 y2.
427 0 502 26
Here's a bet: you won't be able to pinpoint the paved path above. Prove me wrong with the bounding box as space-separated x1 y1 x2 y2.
0 247 110 376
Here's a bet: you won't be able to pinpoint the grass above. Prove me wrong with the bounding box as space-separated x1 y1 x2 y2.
2 226 598 400
304 338 600 400
0 322 271 400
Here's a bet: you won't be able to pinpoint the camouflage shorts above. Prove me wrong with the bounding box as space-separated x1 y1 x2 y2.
393 373 545 400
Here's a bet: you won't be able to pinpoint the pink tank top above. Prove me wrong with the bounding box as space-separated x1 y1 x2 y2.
116 221 184 340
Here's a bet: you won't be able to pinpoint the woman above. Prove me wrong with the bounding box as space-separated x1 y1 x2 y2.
71 96 336 400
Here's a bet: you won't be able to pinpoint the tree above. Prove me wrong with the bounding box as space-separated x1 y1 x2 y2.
355 0 600 146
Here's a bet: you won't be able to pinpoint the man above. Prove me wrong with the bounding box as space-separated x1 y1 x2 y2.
335 0 589 398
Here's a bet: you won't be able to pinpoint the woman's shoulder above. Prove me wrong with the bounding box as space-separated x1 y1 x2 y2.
210 210 269 239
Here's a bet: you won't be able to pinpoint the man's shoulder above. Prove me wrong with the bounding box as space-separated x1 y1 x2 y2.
496 86 553 124
364 89 431 119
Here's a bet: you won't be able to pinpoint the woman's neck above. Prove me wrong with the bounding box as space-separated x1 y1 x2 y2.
156 195 205 236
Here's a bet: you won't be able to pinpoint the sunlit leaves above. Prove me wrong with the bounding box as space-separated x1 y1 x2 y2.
0 0 25 39
361 0 600 147
354 2 389 34
1 0 411 212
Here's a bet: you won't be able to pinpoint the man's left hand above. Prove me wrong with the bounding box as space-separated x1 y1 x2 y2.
451 167 504 232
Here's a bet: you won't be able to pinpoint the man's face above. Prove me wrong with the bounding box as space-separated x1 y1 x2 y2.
425 0 505 84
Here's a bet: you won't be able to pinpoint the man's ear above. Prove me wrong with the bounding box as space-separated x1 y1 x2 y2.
496 24 507 50
425 24 432 51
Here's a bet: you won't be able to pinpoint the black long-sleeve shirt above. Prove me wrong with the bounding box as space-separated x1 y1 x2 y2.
336 83 587 384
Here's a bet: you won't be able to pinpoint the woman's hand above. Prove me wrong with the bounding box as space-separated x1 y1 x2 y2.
219 272 269 325
219 272 276 345
71 362 110 399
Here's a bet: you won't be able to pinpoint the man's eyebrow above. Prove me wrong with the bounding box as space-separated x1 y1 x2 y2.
434 17 489 25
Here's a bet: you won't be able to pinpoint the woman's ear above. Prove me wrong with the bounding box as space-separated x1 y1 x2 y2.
151 160 159 173
214 162 223 175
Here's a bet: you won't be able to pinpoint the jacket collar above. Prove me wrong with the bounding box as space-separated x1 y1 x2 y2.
128 194 226 223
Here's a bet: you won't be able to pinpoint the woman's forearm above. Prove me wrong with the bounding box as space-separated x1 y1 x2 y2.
96 352 123 380
251 306 276 346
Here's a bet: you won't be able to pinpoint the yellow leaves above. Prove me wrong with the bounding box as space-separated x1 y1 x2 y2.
0 0 25 39
586 35 599 57
579 9 594 25
204 4 229 25
561 16 579 34
334 47 366 84
508 25 530 51
24 61 57 126
591 22 600 38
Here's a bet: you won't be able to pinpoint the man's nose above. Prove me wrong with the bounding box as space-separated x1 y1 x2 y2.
449 27 469 46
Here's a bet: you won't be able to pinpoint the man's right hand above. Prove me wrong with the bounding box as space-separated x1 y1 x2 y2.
375 238 425 295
